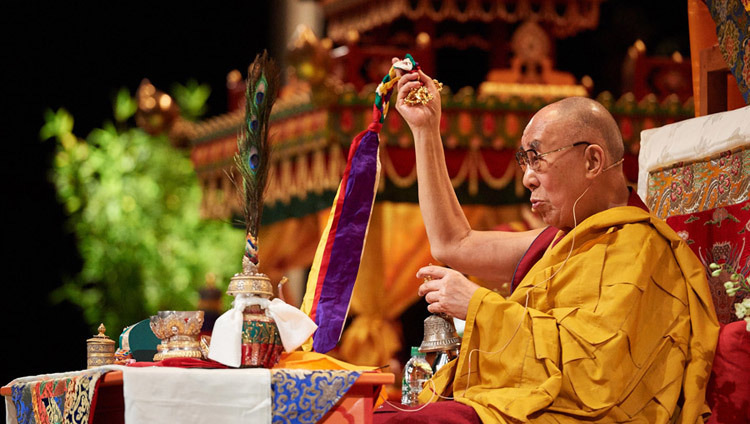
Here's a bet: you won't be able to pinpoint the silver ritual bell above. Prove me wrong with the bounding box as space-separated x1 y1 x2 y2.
419 313 460 373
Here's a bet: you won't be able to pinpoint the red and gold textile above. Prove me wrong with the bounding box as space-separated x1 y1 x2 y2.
645 145 749 324
242 314 284 368
646 147 750 219
666 199 750 323
639 105 750 422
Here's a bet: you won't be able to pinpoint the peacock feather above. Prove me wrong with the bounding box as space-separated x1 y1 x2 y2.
234 50 279 268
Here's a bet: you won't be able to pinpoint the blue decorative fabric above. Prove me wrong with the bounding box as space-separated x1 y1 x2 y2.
271 369 361 424
11 385 33 424
705 0 750 103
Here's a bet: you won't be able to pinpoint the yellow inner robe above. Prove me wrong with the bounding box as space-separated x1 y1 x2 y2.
419 206 719 423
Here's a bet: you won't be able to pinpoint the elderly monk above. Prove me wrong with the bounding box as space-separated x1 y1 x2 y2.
375 65 719 423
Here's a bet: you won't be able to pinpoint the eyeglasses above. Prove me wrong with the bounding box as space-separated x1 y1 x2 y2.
515 141 591 172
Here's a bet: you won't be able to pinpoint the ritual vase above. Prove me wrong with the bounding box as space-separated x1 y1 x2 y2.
241 304 283 368
227 261 284 368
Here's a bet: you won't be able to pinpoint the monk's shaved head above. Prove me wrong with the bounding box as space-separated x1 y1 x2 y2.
537 97 624 162
520 96 629 230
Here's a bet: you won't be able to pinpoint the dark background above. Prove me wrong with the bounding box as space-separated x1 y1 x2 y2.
1 0 274 396
1 0 689 405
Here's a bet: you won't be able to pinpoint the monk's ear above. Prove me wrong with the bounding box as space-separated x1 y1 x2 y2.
584 144 604 178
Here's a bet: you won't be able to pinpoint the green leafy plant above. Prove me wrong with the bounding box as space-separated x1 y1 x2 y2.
114 87 138 124
42 89 242 335
171 79 211 121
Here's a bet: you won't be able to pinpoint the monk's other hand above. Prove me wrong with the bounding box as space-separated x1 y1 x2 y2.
417 265 479 320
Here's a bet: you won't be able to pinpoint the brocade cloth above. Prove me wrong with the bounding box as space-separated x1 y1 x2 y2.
666 198 750 323
705 0 750 103
5 366 120 424
123 367 362 424
271 369 361 424
6 365 363 424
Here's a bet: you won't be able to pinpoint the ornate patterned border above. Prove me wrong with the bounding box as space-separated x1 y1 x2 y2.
647 146 750 219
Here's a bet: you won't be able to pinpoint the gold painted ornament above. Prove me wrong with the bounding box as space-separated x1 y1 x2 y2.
404 79 443 106
149 311 205 361
86 323 115 368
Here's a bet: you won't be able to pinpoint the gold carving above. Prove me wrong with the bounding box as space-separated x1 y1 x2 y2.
86 323 115 368
149 311 205 361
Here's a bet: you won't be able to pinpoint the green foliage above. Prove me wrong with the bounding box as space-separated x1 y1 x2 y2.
172 80 211 121
114 87 138 123
43 91 242 335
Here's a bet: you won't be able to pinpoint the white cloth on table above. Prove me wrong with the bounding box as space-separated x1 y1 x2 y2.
122 367 271 424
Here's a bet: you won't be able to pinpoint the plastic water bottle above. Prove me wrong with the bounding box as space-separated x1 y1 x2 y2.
401 346 433 406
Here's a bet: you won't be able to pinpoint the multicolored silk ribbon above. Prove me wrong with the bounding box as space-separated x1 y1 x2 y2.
300 55 419 353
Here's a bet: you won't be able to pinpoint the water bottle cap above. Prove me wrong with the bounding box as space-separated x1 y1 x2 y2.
411 346 424 356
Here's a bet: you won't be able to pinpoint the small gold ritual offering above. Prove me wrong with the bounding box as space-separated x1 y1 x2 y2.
86 323 115 368
404 78 443 106
149 311 204 361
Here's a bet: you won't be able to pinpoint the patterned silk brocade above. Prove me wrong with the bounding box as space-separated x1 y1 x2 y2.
241 312 284 368
647 146 750 325
271 369 361 424
647 146 750 218
10 370 106 424
8 363 371 424
705 0 750 103
666 199 750 324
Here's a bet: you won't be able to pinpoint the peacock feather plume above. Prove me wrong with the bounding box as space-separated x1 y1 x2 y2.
234 50 280 269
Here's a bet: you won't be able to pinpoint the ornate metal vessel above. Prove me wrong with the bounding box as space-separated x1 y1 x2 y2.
419 313 460 372
149 310 204 360
87 324 115 368
419 314 461 353
228 257 284 368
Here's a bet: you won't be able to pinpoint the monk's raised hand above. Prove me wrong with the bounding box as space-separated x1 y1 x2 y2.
417 265 479 320
394 68 441 130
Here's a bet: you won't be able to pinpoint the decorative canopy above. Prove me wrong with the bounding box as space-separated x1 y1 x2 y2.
146 82 693 225
319 0 604 42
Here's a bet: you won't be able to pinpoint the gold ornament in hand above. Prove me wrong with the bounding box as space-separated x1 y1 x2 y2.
404 79 443 106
